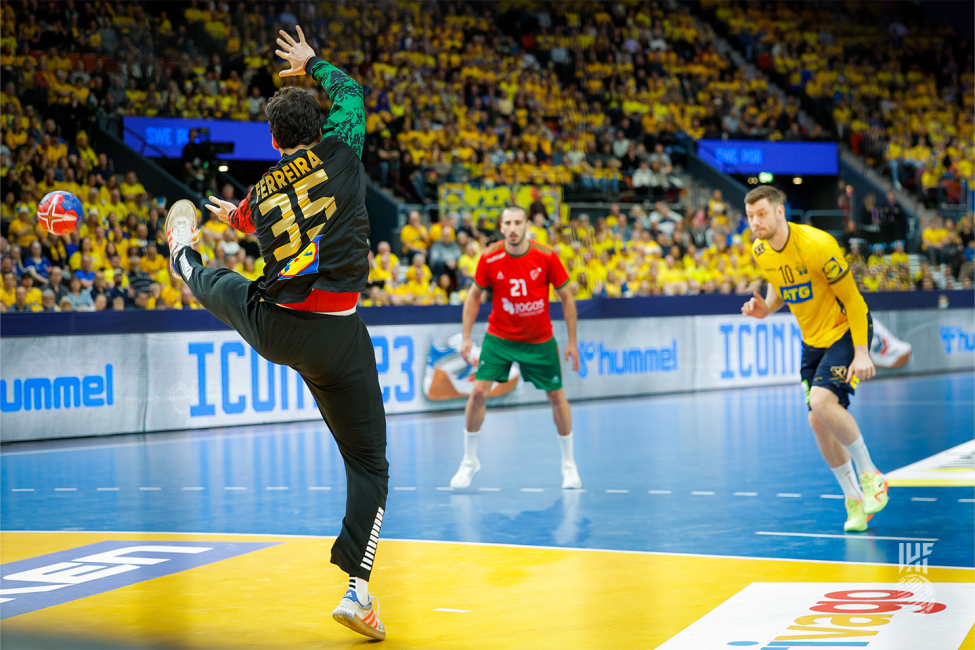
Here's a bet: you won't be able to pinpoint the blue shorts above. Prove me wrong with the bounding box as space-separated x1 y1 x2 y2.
800 314 873 410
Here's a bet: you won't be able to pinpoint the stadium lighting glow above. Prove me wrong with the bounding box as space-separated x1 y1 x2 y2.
793 177 803 185
758 172 774 183
218 165 229 172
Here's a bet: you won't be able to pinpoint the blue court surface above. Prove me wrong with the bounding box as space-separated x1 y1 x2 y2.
2 372 973 649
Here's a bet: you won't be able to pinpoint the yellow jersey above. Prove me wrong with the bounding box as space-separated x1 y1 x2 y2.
751 223 870 348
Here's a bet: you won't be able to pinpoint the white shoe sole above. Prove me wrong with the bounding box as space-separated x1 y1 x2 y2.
450 461 480 489
562 464 582 489
332 603 385 640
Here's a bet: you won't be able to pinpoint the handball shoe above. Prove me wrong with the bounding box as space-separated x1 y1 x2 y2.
561 460 582 489
165 199 200 276
870 321 912 369
450 457 480 489
860 470 889 515
844 498 871 532
332 589 385 640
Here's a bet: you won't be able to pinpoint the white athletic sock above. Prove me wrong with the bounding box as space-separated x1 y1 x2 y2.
349 576 370 605
844 436 878 475
558 432 575 464
463 429 479 461
831 460 864 500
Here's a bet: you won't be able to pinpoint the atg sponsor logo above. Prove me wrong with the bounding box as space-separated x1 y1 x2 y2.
1 365 114 413
0 541 276 618
578 340 677 378
779 281 813 304
655 582 973 650
940 326 974 353
719 322 803 380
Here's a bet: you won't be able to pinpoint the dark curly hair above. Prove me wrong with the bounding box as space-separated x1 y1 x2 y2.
265 86 322 150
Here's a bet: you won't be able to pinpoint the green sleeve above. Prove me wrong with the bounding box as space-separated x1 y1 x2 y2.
304 56 365 159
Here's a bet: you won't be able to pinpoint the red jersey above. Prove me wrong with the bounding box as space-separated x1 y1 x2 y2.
474 240 570 344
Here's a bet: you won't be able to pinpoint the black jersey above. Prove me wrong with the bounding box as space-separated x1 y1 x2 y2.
227 57 368 304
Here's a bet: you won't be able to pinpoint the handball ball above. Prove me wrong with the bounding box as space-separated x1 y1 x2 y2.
37 190 83 236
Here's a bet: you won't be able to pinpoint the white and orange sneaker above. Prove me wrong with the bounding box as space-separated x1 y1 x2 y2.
332 588 386 640
860 470 890 516
164 199 200 277
870 320 912 369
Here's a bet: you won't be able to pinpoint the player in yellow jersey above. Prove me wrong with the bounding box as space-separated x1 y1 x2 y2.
740 186 889 533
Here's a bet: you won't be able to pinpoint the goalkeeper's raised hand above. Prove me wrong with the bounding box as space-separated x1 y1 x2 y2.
276 25 315 78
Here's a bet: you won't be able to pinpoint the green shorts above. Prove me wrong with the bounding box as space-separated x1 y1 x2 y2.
476 333 563 392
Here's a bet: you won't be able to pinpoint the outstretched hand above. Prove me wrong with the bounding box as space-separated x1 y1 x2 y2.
741 291 769 319
276 25 315 77
206 196 236 224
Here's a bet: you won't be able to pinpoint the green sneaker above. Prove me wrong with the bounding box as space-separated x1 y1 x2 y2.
860 470 889 516
844 498 868 532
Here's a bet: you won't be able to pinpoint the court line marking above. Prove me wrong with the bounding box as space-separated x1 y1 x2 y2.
11 489 34 492
605 489 629 494
433 608 469 613
691 491 715 496
756 531 939 542
393 487 416 491
139 487 161 491
734 492 758 496
520 488 544 492
435 487 452 491
266 487 289 491
777 493 802 498
648 490 671 494
961 498 975 503
911 497 937 502
96 487 119 491
820 494 845 499
309 486 331 490
478 487 501 492
182 487 204 491
54 488 77 492
6 530 970 570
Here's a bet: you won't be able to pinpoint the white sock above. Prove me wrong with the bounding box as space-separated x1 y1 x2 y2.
844 436 878 475
831 460 864 500
558 432 575 464
463 429 479 461
349 576 370 605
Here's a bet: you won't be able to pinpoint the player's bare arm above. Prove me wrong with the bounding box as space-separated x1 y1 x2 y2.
556 284 580 373
460 283 484 364
275 25 315 77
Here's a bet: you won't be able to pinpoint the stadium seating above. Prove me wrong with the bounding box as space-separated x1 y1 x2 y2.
1 1 970 313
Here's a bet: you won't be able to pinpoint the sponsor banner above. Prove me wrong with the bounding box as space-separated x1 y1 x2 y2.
887 439 975 487
438 184 562 231
657 582 975 649
1 309 971 440
693 313 805 391
0 540 276 618
144 331 323 431
0 334 146 441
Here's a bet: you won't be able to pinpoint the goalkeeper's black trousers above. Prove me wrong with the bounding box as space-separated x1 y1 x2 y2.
175 247 388 580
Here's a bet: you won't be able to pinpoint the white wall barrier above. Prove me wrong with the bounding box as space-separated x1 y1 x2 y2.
1 309 971 441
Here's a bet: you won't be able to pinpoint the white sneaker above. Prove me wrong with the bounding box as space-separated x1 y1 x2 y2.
870 320 912 369
561 460 582 489
165 199 200 276
332 589 385 640
450 457 480 488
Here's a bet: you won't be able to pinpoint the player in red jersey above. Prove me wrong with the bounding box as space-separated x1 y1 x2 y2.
449 206 582 489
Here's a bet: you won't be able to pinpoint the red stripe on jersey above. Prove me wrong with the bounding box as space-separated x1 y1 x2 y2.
281 289 358 313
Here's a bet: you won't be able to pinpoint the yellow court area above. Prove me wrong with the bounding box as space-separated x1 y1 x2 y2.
2 532 973 649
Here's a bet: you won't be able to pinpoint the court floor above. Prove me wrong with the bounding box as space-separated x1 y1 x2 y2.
2 373 973 649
